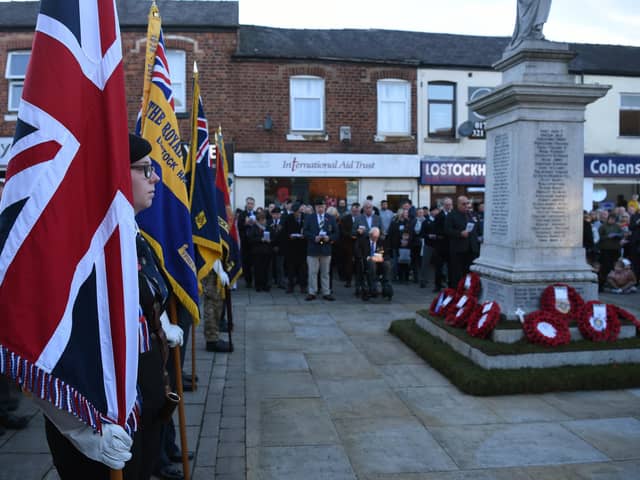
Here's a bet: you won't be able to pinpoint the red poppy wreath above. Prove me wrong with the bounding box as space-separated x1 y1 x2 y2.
445 294 478 328
540 283 584 321
467 301 501 338
578 301 620 342
456 272 481 298
615 305 640 329
523 310 571 347
429 288 456 317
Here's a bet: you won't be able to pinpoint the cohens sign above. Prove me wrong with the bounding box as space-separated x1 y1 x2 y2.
585 155 640 177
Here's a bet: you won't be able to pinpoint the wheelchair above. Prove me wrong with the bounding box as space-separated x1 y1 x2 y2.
356 257 393 301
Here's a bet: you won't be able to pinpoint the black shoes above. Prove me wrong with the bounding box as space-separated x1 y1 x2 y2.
323 295 336 301
206 339 233 353
0 412 29 430
170 451 195 462
305 294 316 301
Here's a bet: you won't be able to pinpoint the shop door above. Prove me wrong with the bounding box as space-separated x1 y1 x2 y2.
386 193 412 212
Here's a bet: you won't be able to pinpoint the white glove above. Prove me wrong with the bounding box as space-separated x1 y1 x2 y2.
99 423 133 470
160 311 184 348
213 259 230 286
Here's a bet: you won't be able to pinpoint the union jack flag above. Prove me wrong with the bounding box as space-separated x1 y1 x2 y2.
0 1 140 434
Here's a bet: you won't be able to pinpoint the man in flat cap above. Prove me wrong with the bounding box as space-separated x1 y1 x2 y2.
303 198 339 301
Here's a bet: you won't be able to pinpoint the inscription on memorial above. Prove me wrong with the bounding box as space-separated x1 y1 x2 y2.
514 286 543 310
532 129 569 243
489 132 510 238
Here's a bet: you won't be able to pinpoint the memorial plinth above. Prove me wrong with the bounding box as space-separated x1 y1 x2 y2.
469 41 610 319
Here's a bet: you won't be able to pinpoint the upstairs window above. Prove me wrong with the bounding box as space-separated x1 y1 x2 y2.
428 81 456 138
620 93 640 136
377 79 411 135
166 49 186 113
5 51 30 112
290 76 324 131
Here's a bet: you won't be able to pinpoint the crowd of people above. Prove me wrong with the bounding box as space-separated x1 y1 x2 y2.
236 194 485 300
584 194 640 293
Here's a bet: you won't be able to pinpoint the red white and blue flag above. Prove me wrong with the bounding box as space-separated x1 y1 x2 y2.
0 1 140 434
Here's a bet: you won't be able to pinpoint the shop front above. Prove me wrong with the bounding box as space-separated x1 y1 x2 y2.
233 153 419 210
583 154 640 211
419 157 486 209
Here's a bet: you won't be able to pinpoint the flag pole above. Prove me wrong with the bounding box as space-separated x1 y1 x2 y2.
169 296 191 480
110 470 123 480
224 285 234 349
188 60 199 391
191 321 197 391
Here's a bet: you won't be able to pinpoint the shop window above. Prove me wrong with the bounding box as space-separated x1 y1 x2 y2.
290 76 324 131
620 93 640 136
377 79 410 135
5 51 30 112
428 81 456 139
166 49 186 113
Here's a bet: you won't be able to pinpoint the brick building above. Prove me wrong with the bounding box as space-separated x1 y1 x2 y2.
2 0 639 209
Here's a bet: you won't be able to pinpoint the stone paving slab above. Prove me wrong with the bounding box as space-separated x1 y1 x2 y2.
318 379 412 420
540 390 640 419
246 372 320 399
479 395 572 424
364 467 533 480
258 398 339 446
522 459 640 479
251 445 357 480
307 352 382 380
395 386 503 426
377 364 451 388
246 350 309 373
429 422 610 469
561 417 640 460
334 416 457 475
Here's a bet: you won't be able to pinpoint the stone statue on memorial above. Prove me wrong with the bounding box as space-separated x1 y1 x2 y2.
508 0 552 49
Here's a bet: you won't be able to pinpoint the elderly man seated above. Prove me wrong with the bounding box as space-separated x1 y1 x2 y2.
354 227 393 300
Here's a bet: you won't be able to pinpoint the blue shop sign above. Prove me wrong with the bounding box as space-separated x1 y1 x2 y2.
584 154 640 178
420 160 485 185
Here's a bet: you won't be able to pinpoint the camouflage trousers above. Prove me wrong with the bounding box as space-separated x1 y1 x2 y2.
202 273 224 342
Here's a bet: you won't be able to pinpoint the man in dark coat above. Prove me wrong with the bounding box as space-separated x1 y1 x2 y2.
283 203 307 293
236 196 256 288
339 203 360 289
303 198 339 301
444 196 479 289
433 197 453 291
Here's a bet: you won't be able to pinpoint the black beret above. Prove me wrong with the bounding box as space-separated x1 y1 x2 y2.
129 133 152 164
271 207 281 214
314 197 326 206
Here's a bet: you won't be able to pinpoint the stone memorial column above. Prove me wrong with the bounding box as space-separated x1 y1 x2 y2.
469 40 610 318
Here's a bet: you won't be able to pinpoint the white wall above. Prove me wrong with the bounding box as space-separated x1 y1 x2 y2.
583 74 640 155
418 69 501 158
233 177 264 211
358 178 418 208
418 69 640 159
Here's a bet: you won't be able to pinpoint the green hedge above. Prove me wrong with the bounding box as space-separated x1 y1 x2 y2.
389 318 640 396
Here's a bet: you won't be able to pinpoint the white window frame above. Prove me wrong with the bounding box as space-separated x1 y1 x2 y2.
166 49 186 113
377 79 411 136
620 93 640 137
289 75 325 132
5 51 30 112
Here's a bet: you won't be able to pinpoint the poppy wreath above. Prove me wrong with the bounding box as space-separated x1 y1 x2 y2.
467 301 501 338
456 272 481 298
445 294 478 328
523 310 571 347
539 283 585 321
577 301 620 342
429 288 456 317
615 306 640 329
